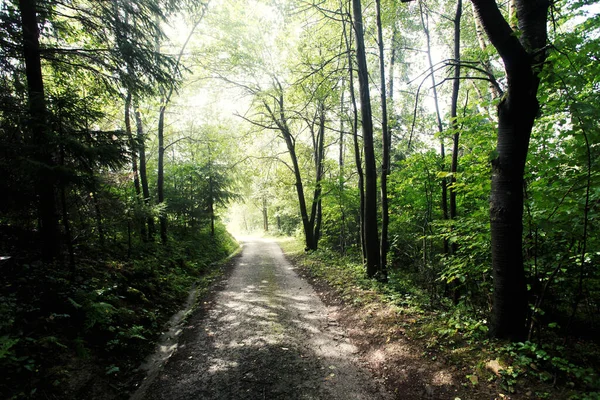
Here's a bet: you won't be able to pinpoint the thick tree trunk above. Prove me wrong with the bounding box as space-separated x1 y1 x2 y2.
489 103 535 339
19 0 61 261
126 94 141 198
343 8 366 261
471 0 549 341
352 0 380 278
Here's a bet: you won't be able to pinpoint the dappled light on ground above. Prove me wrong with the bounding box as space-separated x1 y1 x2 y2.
133 238 390 400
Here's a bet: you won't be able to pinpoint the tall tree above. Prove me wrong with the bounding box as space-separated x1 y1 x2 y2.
351 0 380 278
342 3 367 261
470 0 550 340
156 5 207 244
449 0 462 247
256 80 321 250
18 0 60 261
375 0 390 280
134 104 156 239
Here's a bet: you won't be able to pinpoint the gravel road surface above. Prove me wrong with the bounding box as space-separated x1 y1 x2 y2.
133 237 391 400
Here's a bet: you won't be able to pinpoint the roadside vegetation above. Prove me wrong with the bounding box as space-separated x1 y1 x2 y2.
1 225 238 399
279 238 600 400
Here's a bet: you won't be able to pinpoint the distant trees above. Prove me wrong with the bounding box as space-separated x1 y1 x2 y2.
212 0 599 344
0 0 239 260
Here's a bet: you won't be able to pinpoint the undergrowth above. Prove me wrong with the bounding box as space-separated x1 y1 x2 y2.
0 223 238 399
278 238 600 400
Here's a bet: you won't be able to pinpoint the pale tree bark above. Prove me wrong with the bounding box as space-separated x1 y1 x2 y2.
470 0 549 341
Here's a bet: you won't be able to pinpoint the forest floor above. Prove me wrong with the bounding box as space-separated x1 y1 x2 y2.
130 237 392 399
130 237 510 400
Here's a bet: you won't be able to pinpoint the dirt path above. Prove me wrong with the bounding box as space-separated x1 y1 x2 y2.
132 238 392 400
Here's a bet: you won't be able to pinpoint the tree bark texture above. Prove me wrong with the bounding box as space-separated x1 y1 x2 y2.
338 85 347 254
157 102 167 244
309 102 326 247
449 0 462 252
376 0 390 281
352 0 380 278
18 0 61 261
134 105 155 239
343 7 366 262
470 0 549 341
125 93 146 239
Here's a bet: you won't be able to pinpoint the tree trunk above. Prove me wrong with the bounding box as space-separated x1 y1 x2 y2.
343 6 366 261
352 0 380 278
470 0 549 341
449 0 462 229
18 0 61 261
448 0 463 304
262 197 269 232
289 138 315 250
263 95 315 250
338 84 347 254
153 12 203 244
209 174 215 237
157 102 167 244
125 93 146 240
134 104 155 239
309 102 326 248
376 0 389 281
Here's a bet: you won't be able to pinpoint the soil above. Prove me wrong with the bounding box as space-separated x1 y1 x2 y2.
130 237 503 400
130 237 392 400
